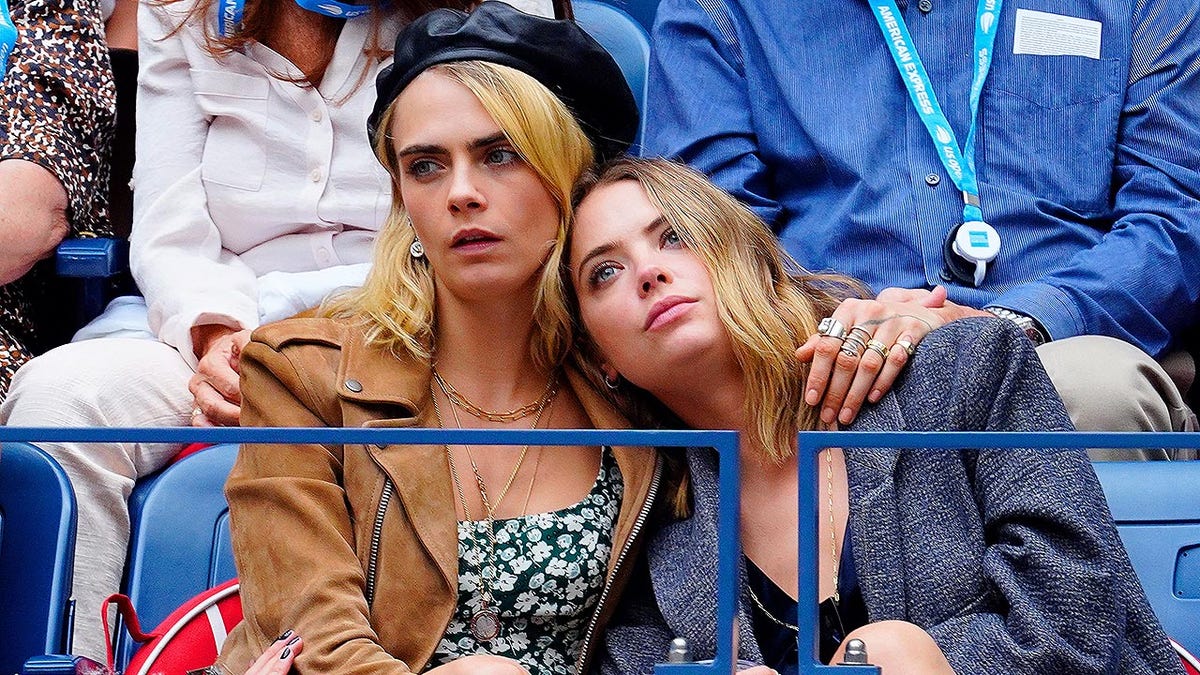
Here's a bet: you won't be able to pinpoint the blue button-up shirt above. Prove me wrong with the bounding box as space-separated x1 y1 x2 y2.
644 0 1200 357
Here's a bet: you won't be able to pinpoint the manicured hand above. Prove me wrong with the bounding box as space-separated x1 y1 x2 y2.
245 631 302 674
797 286 948 426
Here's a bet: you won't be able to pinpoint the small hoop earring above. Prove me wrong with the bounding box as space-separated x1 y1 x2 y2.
604 373 621 391
409 238 425 259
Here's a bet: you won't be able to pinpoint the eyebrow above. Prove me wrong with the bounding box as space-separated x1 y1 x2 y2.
394 132 510 159
575 215 667 285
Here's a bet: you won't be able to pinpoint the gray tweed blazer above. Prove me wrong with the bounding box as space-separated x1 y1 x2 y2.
599 318 1183 675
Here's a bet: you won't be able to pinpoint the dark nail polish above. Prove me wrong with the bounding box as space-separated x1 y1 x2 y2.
280 648 291 660
276 630 293 642
286 636 300 646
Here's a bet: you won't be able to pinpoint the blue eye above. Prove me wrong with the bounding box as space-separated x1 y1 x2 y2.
486 148 521 165
589 262 620 286
406 159 440 179
662 227 683 248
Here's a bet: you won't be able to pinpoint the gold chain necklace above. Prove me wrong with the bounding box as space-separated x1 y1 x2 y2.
432 367 557 423
746 447 840 633
432 375 557 643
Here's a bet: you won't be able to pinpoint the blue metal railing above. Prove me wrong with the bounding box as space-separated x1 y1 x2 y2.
0 427 742 674
4 428 1199 675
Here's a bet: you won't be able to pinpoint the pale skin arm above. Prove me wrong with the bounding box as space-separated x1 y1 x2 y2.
797 286 990 425
105 0 138 49
188 325 252 427
0 160 70 286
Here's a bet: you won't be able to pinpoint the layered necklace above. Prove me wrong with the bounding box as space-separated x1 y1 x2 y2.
745 447 841 632
431 367 559 643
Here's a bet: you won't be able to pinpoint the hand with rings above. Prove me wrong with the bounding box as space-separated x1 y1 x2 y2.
798 286 950 425
188 327 253 427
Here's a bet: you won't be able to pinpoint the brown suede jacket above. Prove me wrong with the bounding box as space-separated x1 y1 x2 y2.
216 317 663 674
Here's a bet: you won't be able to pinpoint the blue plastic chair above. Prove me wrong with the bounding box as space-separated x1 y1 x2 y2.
1093 461 1200 655
596 0 658 33
575 0 651 152
111 443 239 669
0 442 77 674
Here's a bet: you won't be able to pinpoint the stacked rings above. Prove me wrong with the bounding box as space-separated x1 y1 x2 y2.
865 339 890 359
839 325 871 358
840 334 867 357
848 325 871 341
818 317 847 341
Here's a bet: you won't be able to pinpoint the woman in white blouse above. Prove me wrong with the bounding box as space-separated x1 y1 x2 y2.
0 0 552 661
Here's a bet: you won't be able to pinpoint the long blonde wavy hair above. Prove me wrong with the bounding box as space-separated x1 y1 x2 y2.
322 61 595 371
564 158 866 463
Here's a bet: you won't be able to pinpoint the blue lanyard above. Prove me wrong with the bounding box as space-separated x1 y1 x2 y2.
869 0 1001 225
0 0 17 79
216 0 245 38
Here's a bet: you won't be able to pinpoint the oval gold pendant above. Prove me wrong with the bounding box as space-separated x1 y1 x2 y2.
470 607 501 642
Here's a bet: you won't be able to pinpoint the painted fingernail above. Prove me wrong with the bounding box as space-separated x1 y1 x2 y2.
276 630 293 642
286 636 300 646
821 407 835 424
280 648 292 660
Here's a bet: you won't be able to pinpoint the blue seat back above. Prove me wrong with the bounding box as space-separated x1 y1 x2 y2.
575 0 651 152
114 444 239 669
0 443 77 673
1094 461 1200 654
595 0 658 32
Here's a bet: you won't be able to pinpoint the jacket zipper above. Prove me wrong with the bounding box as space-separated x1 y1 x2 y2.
365 476 394 606
574 456 663 674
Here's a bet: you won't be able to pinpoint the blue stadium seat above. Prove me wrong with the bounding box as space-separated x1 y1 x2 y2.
0 443 77 674
575 0 651 152
1094 461 1200 654
112 443 239 669
595 0 658 32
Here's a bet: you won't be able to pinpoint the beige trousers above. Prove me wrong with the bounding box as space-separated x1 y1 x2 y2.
0 337 194 661
1037 335 1198 460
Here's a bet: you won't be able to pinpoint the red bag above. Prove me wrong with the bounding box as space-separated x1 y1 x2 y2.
103 579 242 675
1176 639 1200 675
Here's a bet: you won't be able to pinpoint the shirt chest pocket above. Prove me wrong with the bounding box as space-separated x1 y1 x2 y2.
980 54 1123 215
192 68 272 191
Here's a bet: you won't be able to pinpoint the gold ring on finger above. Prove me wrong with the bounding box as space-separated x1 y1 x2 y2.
866 339 890 359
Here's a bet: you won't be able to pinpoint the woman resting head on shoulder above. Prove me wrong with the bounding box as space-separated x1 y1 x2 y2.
219 6 656 675
562 157 1184 675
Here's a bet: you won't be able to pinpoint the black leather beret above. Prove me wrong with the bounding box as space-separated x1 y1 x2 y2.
368 1 637 162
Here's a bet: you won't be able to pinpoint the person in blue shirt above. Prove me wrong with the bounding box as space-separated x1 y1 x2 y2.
643 0 1199 456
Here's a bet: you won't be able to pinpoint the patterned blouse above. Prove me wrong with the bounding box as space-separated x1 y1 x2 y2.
428 450 624 675
0 0 116 399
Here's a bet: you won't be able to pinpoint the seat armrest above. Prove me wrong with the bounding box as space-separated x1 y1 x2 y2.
55 238 129 279
21 654 97 674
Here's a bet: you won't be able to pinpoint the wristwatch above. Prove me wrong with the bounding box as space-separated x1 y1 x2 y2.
985 307 1048 346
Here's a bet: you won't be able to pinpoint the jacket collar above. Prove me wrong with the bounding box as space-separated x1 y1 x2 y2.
336 327 431 415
